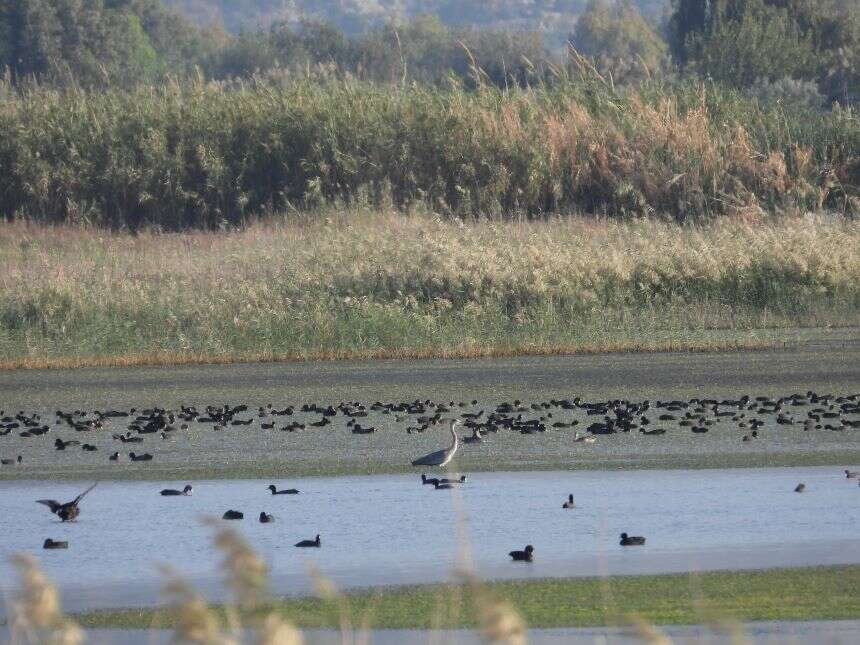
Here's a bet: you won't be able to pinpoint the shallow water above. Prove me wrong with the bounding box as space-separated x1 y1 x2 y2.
5 622 860 645
0 467 858 614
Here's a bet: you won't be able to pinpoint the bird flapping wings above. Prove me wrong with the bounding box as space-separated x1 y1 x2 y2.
73 482 98 504
35 499 62 512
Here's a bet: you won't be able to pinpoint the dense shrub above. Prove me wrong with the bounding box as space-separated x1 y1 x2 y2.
0 75 857 230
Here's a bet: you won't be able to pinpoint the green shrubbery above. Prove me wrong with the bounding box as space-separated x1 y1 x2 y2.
0 75 857 229
0 2 857 232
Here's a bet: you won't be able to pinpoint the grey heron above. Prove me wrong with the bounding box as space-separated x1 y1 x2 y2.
411 419 461 467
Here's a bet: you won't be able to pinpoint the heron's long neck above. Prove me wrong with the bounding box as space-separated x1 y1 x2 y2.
449 424 458 451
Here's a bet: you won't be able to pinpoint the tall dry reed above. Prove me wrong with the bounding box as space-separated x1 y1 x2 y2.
7 554 84 645
0 76 856 229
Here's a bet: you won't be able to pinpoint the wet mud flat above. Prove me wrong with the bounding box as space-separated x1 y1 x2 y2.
1 342 858 478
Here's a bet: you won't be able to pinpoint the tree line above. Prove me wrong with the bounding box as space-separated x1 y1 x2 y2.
0 0 857 104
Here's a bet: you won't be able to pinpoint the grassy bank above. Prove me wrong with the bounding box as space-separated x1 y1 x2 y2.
78 566 860 629
0 77 857 229
1 213 858 368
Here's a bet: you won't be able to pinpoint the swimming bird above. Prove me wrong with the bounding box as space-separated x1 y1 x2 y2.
421 474 439 486
129 452 153 462
268 484 299 495
160 485 193 496
36 483 98 522
43 539 69 550
222 510 244 520
295 534 321 547
411 419 461 467
438 475 467 484
562 494 575 509
1 455 21 465
259 512 274 523
620 532 646 546
845 470 859 479
509 545 534 562
794 483 806 493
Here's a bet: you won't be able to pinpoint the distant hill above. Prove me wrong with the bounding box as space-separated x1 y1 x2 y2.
164 1 668 44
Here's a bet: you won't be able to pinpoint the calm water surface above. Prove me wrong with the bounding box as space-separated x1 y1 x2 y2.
0 467 858 613
5 622 860 645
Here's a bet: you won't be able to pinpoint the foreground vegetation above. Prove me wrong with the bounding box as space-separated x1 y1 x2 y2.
1 213 857 368
79 566 860 629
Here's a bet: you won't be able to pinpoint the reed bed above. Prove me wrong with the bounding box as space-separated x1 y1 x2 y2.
0 76 857 230
0 212 857 368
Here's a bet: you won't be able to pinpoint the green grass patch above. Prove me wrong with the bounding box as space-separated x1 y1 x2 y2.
78 566 860 629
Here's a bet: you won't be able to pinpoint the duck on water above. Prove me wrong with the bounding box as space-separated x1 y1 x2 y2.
295 534 321 548
509 545 534 562
160 485 193 496
620 532 646 546
268 484 299 495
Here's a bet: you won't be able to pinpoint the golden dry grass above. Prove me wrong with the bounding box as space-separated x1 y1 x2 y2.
0 211 857 368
